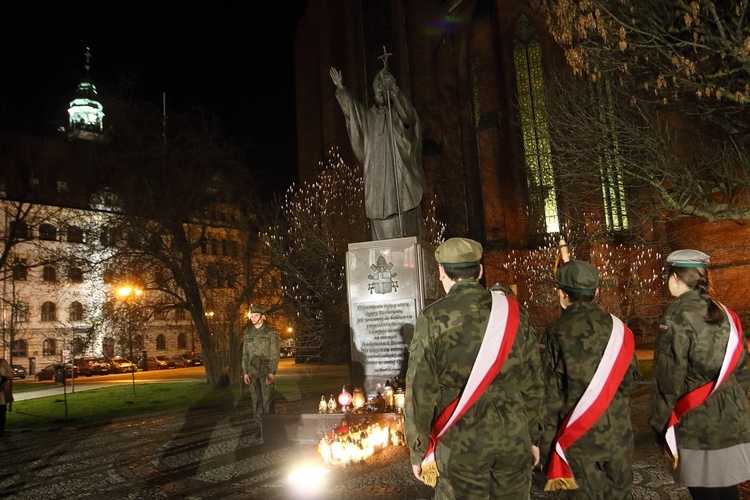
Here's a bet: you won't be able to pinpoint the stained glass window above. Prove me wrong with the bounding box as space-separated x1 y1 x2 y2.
513 16 559 235
596 79 629 231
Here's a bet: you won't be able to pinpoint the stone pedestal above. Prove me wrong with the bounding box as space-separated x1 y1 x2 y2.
262 412 404 445
345 236 442 397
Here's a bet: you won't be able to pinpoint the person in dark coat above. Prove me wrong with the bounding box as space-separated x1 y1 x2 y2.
649 249 750 500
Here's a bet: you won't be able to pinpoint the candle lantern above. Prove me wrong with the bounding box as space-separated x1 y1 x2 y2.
338 386 352 412
318 395 327 413
384 382 394 411
352 388 365 410
394 388 405 413
327 394 337 413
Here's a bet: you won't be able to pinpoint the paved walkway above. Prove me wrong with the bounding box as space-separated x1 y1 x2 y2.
2 360 747 499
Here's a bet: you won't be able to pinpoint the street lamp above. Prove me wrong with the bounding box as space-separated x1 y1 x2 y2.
116 285 143 395
202 310 214 354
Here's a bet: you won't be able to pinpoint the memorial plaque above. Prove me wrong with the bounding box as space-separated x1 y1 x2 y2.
346 236 441 397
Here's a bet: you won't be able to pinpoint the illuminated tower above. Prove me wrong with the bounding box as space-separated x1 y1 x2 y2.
67 47 105 140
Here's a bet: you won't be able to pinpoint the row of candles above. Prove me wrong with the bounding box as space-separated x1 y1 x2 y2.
318 382 406 413
318 421 406 465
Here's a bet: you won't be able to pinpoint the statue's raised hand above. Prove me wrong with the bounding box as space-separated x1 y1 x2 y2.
329 67 343 89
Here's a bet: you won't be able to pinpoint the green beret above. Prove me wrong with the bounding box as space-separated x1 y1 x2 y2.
555 260 599 294
435 238 483 268
250 305 266 315
666 249 709 268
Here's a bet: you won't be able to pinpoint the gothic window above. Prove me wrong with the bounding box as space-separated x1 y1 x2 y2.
41 301 57 322
513 15 559 235
39 223 58 241
11 339 27 357
43 338 57 356
156 334 166 350
177 333 187 349
69 301 84 321
595 79 629 231
67 225 84 243
43 265 57 282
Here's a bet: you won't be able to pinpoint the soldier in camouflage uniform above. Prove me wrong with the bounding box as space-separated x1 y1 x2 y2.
405 238 544 499
242 305 280 424
540 260 640 499
649 249 750 500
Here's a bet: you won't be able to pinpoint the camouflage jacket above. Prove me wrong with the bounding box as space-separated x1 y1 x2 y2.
540 301 640 463
649 290 750 449
405 279 544 467
242 322 280 379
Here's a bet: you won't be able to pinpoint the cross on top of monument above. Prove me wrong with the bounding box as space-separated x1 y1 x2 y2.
378 46 392 71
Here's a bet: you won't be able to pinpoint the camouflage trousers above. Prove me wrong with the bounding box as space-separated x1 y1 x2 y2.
433 442 533 499
560 455 632 500
248 378 274 424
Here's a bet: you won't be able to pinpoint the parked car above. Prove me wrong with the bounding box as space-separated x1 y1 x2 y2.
147 355 176 370
182 352 204 366
74 357 110 376
280 346 295 359
34 364 76 381
172 353 203 367
109 357 137 373
12 364 27 379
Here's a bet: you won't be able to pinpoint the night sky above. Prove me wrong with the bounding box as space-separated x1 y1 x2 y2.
0 1 308 195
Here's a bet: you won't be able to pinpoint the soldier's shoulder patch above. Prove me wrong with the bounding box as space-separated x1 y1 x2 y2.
658 324 669 333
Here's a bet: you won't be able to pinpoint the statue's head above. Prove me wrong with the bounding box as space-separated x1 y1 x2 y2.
372 69 393 107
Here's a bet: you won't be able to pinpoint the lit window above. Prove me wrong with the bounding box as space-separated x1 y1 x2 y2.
513 15 559 235
595 79 629 231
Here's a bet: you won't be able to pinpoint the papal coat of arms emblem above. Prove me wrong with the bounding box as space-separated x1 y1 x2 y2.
368 255 398 294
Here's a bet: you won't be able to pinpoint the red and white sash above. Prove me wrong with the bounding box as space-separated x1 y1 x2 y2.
663 305 744 467
419 293 520 486
545 314 635 491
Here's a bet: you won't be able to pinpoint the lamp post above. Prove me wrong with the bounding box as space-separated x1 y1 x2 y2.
116 285 143 396
203 310 214 354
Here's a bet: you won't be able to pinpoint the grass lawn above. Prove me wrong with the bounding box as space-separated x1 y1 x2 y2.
7 371 350 431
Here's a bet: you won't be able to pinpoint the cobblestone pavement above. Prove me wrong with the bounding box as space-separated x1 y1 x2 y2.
1 386 748 499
